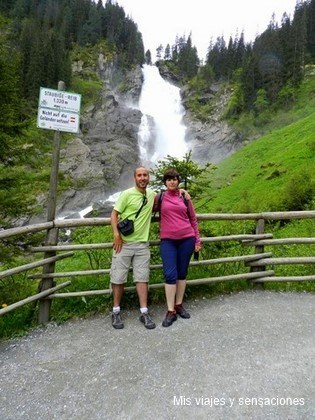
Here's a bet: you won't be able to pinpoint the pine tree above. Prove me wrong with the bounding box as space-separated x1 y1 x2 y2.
290 0 308 84
78 3 102 45
20 19 45 100
206 36 227 79
308 0 315 59
12 0 31 20
68 0 92 43
164 44 171 60
58 3 73 49
145 49 152 65
171 44 178 62
156 44 163 60
0 34 25 163
177 35 199 79
0 0 12 14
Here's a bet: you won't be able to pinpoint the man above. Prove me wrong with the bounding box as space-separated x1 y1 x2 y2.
110 167 156 330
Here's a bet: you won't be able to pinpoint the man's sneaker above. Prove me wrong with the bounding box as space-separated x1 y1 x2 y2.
112 311 124 329
140 312 156 329
175 304 191 319
162 311 177 327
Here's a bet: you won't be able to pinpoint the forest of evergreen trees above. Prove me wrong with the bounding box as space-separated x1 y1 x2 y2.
157 0 315 115
0 0 145 100
0 0 145 158
0 0 315 226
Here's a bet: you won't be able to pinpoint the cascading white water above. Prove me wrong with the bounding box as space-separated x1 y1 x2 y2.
138 64 188 166
100 66 189 211
71 64 189 217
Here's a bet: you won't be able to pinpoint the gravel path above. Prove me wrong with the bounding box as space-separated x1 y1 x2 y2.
0 290 314 420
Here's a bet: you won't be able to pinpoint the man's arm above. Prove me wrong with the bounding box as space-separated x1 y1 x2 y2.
111 209 123 253
179 188 190 200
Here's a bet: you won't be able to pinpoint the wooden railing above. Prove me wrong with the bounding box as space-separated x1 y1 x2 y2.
0 211 314 323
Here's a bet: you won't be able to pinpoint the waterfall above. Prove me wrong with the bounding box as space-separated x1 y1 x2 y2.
68 65 189 218
102 66 189 213
138 64 188 167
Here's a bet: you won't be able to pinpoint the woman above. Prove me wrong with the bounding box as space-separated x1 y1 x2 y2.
154 168 201 327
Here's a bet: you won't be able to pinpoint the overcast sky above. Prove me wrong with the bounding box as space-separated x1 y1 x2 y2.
115 0 298 61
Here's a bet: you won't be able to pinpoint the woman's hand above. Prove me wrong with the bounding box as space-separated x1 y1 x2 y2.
195 244 202 252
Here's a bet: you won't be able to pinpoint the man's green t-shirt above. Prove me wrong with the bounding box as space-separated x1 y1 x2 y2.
114 187 154 242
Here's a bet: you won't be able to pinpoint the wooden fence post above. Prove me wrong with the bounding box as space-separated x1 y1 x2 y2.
38 81 65 324
251 218 266 289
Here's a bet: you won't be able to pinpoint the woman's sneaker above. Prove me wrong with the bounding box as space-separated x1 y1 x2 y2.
162 311 177 327
175 304 190 319
112 311 124 329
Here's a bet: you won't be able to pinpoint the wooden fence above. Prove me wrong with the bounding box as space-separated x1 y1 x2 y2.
0 210 314 323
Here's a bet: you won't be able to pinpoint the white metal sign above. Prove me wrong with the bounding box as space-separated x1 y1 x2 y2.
37 108 80 133
39 87 81 113
37 87 81 133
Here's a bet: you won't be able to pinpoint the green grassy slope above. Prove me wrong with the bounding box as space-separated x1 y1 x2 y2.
198 114 315 213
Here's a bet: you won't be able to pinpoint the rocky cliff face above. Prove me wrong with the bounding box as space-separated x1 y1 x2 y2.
55 57 144 218
182 84 242 165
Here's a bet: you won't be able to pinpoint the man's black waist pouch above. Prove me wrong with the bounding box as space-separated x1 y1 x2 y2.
117 219 134 236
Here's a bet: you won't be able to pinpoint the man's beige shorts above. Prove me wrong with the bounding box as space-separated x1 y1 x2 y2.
110 242 150 284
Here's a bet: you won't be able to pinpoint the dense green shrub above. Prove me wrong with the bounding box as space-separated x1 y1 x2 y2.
282 171 315 211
